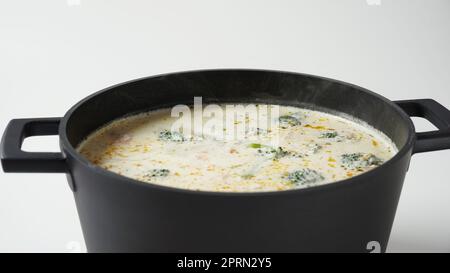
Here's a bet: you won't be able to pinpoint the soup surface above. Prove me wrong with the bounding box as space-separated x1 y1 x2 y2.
77 104 397 192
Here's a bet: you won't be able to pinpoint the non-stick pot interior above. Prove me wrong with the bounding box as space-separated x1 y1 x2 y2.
65 70 411 151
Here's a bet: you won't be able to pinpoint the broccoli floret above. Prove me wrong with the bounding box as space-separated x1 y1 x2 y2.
257 146 286 159
144 169 170 179
272 147 291 159
320 131 338 138
257 146 290 159
249 144 303 160
287 169 324 187
278 115 301 128
319 131 344 142
158 130 186 142
341 153 383 169
250 144 302 160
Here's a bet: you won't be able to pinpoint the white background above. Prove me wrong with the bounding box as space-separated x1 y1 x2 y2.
0 0 449 252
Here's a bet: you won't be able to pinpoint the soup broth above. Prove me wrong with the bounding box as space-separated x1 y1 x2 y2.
77 104 397 192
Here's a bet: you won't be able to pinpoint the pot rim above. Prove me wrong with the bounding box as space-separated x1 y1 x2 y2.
59 68 416 197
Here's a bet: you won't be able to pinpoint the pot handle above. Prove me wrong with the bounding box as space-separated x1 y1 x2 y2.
0 118 67 173
395 99 450 154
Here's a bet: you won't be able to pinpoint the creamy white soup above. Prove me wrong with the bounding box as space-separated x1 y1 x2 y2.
77 104 397 192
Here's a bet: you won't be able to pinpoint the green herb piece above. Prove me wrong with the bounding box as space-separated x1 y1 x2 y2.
249 143 263 148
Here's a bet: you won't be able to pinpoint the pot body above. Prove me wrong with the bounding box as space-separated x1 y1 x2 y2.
66 149 411 252
3 69 450 252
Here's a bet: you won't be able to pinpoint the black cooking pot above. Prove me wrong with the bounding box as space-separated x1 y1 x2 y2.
2 69 450 253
